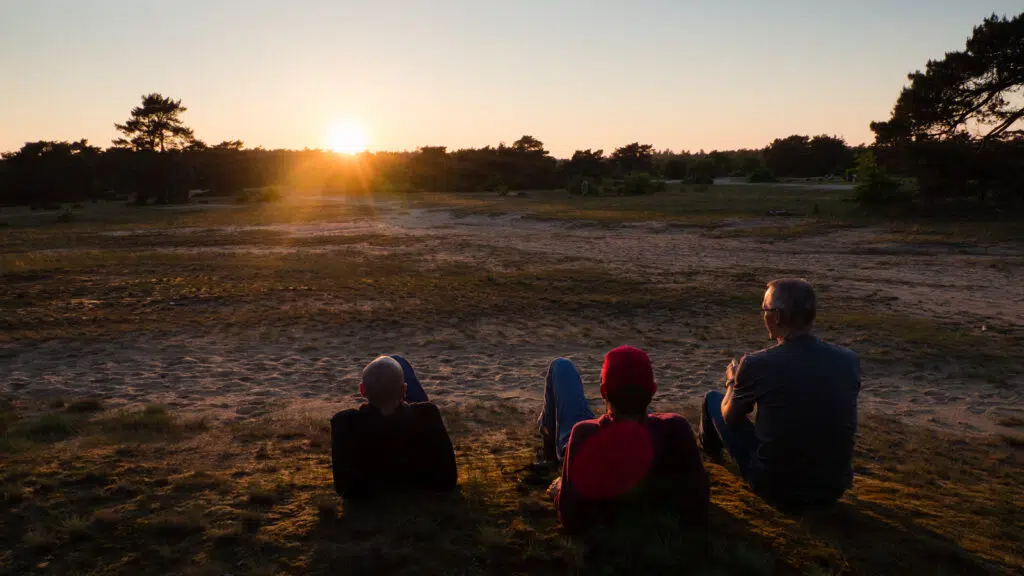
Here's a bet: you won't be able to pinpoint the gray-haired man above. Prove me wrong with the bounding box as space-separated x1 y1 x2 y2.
699 279 861 510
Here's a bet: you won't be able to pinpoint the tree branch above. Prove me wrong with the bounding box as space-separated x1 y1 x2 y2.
983 107 1024 141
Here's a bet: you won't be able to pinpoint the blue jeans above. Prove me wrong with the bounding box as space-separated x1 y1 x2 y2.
700 390 757 479
537 358 595 461
391 355 429 403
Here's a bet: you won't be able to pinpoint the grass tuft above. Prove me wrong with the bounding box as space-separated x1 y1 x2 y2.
66 398 105 413
16 412 81 442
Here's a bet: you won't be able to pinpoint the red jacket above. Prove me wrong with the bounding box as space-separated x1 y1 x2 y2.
555 413 709 532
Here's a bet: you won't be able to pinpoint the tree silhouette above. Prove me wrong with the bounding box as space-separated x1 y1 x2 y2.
213 140 245 151
114 93 196 152
566 149 607 180
871 13 1023 144
611 143 654 174
869 13 1023 206
511 135 546 154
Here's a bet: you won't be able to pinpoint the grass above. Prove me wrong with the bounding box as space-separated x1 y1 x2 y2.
0 403 206 454
401 185 864 225
0 401 1019 575
1 188 1022 573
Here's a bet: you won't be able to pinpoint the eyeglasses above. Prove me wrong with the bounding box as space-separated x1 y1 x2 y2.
762 308 779 314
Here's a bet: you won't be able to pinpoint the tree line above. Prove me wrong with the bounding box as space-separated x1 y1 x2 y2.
1 12 1020 212
0 96 857 207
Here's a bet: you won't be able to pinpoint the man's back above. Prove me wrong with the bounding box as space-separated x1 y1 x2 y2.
556 413 709 532
734 334 860 504
330 402 457 499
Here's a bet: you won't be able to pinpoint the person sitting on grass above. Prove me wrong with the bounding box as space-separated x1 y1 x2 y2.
330 355 457 500
699 278 861 511
543 347 709 532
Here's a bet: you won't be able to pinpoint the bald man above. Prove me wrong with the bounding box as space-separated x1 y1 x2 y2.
330 355 457 500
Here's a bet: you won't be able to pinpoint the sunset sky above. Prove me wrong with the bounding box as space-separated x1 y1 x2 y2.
1 1 1018 157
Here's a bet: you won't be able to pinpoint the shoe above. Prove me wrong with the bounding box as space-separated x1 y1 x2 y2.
698 435 724 464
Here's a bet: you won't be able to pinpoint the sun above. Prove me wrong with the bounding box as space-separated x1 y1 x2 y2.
328 121 366 154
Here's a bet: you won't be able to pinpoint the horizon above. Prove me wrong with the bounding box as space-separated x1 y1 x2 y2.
2 1 1020 156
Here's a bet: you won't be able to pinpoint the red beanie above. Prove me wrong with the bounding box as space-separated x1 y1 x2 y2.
600 345 656 398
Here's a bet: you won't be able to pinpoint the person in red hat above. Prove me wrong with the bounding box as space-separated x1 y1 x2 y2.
542 346 709 532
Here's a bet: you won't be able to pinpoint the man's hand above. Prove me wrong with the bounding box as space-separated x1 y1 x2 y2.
546 476 562 501
725 359 739 385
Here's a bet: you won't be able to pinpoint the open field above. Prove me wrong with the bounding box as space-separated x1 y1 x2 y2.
2 185 1023 574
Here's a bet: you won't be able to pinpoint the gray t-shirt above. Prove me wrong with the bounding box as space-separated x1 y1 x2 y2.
732 334 861 501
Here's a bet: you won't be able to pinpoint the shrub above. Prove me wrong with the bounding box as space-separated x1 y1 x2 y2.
853 151 907 205
99 404 173 437
55 209 75 223
747 168 777 183
19 413 80 441
619 172 665 196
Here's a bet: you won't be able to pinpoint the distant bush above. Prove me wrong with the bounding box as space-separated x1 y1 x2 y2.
55 209 75 223
747 168 777 183
853 151 907 205
619 172 665 196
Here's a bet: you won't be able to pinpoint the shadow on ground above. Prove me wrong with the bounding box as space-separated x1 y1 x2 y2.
0 399 1020 575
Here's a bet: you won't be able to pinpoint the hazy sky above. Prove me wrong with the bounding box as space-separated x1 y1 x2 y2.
1 1 1019 156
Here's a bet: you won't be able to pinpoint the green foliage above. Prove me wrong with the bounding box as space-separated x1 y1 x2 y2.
871 14 1023 144
17 413 81 442
687 157 716 185
853 151 905 205
764 134 852 178
869 14 1024 208
565 149 607 181
747 168 777 183
0 140 102 206
618 172 665 196
611 143 655 175
98 404 174 437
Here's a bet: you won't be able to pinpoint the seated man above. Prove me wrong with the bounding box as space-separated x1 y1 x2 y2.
543 346 709 532
699 278 861 511
330 355 457 499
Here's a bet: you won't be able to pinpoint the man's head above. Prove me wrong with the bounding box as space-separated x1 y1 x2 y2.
762 278 816 340
360 356 406 414
600 346 657 418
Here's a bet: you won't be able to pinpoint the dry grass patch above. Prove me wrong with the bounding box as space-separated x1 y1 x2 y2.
0 402 1019 575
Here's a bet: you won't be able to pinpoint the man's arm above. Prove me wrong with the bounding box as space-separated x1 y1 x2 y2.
721 357 758 428
419 404 458 492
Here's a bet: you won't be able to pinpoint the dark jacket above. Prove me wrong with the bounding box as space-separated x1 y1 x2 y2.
555 413 709 533
732 334 861 505
330 402 457 499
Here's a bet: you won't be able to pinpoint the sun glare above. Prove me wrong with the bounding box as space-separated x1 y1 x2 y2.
328 121 366 154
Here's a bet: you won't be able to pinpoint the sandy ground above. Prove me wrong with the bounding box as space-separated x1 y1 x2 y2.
2 199 1022 435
